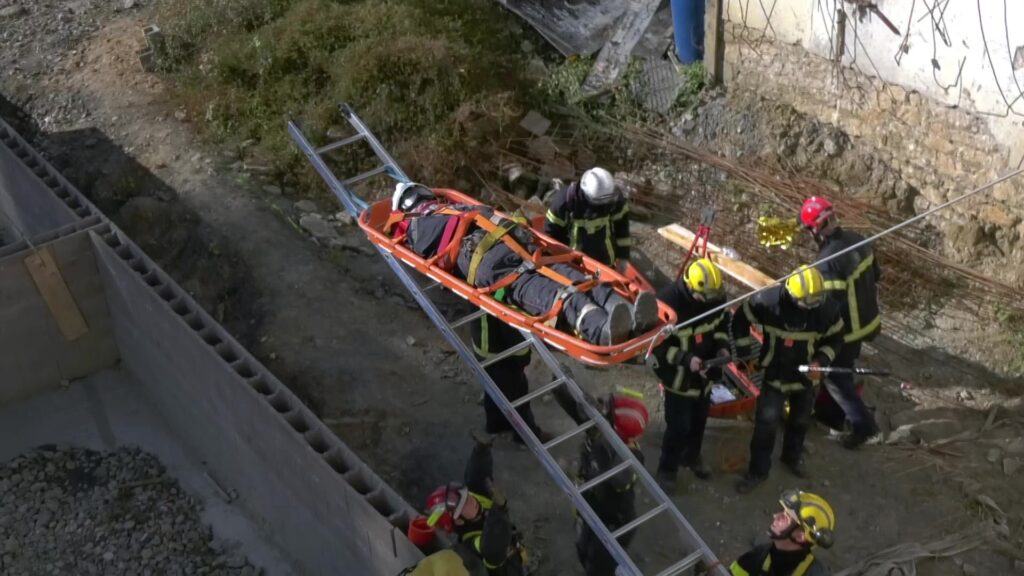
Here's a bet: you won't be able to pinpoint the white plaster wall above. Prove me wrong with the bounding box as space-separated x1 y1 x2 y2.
724 0 1024 158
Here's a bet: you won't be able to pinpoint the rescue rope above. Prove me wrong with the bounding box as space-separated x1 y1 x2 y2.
643 166 1024 349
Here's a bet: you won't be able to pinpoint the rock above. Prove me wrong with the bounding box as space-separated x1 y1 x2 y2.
527 136 559 163
518 110 551 137
293 199 318 213
261 185 282 195
298 214 339 241
986 448 1002 463
405 336 416 347
1003 457 1022 476
334 211 354 226
124 0 138 10
962 563 977 576
1013 559 1024 573
225 554 246 569
103 552 114 561
173 109 187 122
0 6 28 19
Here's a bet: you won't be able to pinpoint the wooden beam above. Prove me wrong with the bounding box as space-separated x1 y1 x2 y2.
24 247 89 341
658 223 774 289
705 0 726 85
578 0 662 99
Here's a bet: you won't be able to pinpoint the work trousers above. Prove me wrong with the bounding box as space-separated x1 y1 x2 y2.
748 383 815 478
658 391 710 474
507 263 617 344
822 340 879 437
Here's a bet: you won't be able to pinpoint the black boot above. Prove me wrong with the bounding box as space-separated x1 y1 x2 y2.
735 473 767 494
781 457 810 479
687 457 712 480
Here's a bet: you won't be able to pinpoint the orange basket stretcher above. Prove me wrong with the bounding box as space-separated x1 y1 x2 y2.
358 188 677 366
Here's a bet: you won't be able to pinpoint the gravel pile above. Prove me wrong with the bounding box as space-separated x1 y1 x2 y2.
0 446 259 576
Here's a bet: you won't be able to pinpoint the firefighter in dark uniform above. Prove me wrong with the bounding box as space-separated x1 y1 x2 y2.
732 266 845 494
544 167 632 268
800 196 882 449
470 313 546 444
651 258 732 488
425 437 525 576
729 490 835 576
574 395 649 576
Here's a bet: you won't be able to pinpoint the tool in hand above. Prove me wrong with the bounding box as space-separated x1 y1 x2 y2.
798 365 891 376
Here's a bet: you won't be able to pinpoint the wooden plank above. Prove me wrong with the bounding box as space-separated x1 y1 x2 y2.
705 0 726 85
658 223 774 289
578 0 662 98
23 246 89 341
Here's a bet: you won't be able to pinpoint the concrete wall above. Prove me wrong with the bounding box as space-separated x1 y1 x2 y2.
724 0 1024 156
719 0 1024 283
0 225 119 404
91 226 422 576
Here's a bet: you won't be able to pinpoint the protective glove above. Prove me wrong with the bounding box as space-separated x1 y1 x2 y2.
805 360 824 382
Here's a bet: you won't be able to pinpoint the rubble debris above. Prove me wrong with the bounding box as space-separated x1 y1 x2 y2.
0 446 258 576
1003 457 1022 477
294 199 318 213
298 213 339 242
518 110 551 137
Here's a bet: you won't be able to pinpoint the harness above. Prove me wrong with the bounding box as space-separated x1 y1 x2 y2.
390 203 621 326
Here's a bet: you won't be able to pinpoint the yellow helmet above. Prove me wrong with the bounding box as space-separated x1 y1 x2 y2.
683 258 725 300
784 265 825 308
781 490 836 548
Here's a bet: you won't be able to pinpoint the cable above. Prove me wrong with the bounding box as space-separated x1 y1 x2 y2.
641 166 1024 347
977 0 1024 117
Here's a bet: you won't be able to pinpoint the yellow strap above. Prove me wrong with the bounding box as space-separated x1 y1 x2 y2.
466 223 515 285
794 553 816 576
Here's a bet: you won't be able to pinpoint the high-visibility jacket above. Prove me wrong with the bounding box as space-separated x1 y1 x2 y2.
816 227 881 343
651 282 731 397
732 286 844 393
399 544 487 576
729 543 827 576
544 182 631 266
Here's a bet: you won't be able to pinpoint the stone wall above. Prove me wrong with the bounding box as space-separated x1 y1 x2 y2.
720 22 1024 285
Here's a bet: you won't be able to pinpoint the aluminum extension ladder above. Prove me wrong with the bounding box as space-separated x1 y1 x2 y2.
288 104 728 576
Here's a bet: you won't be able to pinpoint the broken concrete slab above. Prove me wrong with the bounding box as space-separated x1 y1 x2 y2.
494 0 626 56
518 110 551 137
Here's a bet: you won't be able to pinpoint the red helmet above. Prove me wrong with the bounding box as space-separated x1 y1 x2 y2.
612 396 649 442
424 483 469 532
800 196 835 232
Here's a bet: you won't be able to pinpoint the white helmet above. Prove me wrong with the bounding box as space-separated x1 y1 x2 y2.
580 167 618 205
391 182 435 211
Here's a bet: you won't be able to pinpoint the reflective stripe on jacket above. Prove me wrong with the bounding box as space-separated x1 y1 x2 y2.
817 228 881 343
544 183 630 266
731 286 844 392
651 282 731 397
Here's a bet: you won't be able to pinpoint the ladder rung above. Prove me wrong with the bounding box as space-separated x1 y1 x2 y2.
479 340 533 368
543 419 595 450
653 550 705 576
421 280 442 291
315 133 364 154
450 309 487 328
342 164 388 187
578 460 633 493
612 502 667 539
510 377 565 408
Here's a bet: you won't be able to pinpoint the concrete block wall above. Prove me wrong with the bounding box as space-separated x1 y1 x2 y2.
0 117 425 574
0 225 119 404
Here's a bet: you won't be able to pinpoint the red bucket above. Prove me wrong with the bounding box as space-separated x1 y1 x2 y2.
407 516 435 547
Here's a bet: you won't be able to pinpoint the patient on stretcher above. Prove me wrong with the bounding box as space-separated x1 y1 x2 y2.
388 183 657 345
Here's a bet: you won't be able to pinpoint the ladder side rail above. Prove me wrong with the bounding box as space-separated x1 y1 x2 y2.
527 334 730 576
